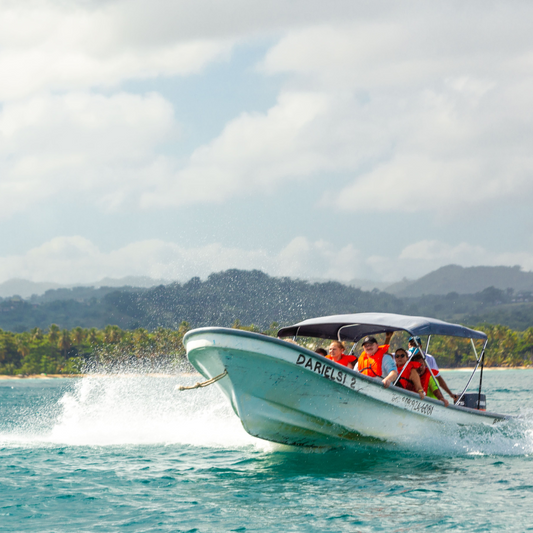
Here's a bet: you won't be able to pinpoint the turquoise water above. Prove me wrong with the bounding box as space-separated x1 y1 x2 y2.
1 370 532 532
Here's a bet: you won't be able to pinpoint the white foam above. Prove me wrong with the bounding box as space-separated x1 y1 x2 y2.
2 372 532 456
1 373 267 449
389 411 533 456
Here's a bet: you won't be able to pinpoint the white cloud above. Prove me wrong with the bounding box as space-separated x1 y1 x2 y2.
127 2 533 216
0 0 388 101
255 7 533 216
1 0 533 286
372 240 533 281
140 91 331 207
0 1 234 100
3 235 531 286
0 91 176 217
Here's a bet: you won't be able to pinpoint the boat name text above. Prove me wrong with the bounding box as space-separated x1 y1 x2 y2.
295 354 357 390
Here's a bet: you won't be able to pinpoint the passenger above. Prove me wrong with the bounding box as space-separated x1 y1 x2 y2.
412 353 449 407
394 348 425 400
408 336 459 403
315 347 328 356
326 341 357 368
355 332 397 388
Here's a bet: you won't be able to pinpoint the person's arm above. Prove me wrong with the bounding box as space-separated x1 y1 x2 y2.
436 375 458 403
432 383 449 407
381 354 397 388
382 369 398 388
384 331 394 345
410 369 425 400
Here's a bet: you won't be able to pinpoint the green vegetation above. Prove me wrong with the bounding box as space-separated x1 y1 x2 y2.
0 322 191 376
2 269 533 332
0 270 532 375
0 321 531 376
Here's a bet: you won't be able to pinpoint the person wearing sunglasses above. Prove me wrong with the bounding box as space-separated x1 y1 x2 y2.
394 348 425 400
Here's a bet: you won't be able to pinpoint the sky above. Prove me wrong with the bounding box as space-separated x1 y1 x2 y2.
1 0 533 285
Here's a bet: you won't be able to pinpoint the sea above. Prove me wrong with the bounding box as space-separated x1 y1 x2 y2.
1 369 532 532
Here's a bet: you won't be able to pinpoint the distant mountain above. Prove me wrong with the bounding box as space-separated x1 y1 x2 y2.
90 276 171 289
345 278 393 292
0 268 532 332
0 276 171 299
307 277 391 292
389 265 533 297
0 279 63 299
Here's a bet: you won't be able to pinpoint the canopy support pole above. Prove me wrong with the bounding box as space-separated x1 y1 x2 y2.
457 339 487 403
477 341 487 409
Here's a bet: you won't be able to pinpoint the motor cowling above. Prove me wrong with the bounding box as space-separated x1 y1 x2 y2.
457 393 486 410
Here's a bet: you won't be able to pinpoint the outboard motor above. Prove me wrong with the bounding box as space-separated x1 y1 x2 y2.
457 393 486 410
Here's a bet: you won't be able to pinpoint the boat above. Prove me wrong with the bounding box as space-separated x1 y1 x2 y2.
183 313 509 447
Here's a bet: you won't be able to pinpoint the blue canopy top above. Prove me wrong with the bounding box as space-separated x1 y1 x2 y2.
277 312 487 342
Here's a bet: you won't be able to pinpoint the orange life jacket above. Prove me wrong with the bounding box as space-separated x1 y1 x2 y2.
396 361 421 391
357 345 390 378
419 367 434 393
326 353 357 367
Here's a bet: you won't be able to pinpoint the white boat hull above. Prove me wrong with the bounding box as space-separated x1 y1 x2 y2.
185 328 507 447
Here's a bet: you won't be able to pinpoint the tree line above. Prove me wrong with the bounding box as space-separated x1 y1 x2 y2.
0 322 191 376
1 321 531 376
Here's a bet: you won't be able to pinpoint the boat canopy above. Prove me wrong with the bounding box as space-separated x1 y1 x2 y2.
277 312 487 342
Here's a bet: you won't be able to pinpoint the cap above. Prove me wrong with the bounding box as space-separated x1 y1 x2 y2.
361 336 378 346
408 336 422 345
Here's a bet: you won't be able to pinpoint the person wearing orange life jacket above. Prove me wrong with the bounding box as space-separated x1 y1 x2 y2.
355 332 397 387
394 348 425 400
326 340 357 368
408 336 458 403
412 353 449 407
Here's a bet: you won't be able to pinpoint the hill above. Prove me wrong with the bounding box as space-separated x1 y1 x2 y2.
0 269 532 332
388 265 533 297
0 276 170 299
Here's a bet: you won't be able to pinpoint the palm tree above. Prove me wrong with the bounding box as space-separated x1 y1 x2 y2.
103 325 122 344
59 330 72 358
16 338 30 359
71 327 85 347
31 327 43 341
48 324 60 344
87 328 100 345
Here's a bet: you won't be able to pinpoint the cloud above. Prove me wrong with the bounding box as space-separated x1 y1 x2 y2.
256 6 533 216
2 0 533 230
0 0 387 101
0 91 176 217
3 235 531 286
0 1 233 100
130 2 533 216
373 240 533 281
140 91 331 207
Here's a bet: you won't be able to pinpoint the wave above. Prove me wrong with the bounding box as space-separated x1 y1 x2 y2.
0 372 266 449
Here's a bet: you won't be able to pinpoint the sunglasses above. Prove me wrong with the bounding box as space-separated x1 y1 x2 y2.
394 353 407 358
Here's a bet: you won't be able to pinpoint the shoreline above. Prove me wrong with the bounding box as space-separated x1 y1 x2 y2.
0 373 196 379
440 366 532 371
1 366 532 379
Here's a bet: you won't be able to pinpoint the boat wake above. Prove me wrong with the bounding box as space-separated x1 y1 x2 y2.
0 373 265 449
2 373 532 456
370 410 533 456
